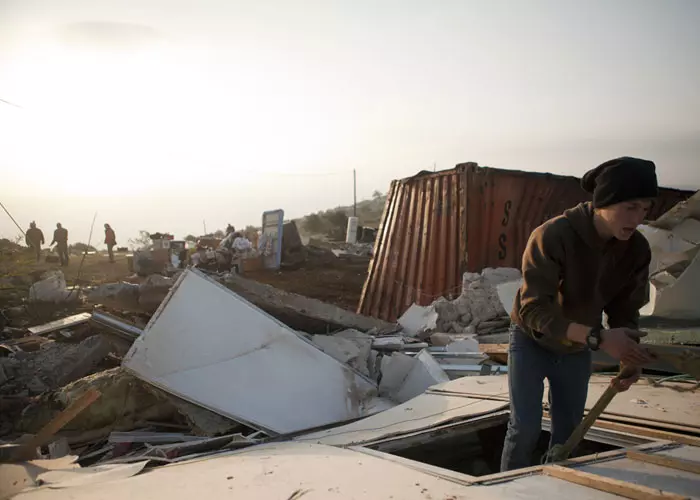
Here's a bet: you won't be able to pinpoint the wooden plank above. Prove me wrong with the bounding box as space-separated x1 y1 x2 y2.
12 388 101 460
591 420 700 447
543 464 689 500
627 450 700 475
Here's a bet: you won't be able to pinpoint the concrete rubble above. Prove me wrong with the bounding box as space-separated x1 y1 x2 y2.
398 267 521 338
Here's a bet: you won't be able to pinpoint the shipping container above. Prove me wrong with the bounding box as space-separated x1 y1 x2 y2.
358 162 693 321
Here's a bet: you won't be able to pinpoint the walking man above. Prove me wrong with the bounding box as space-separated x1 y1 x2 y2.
51 223 70 266
25 221 44 262
104 223 117 263
500 157 656 471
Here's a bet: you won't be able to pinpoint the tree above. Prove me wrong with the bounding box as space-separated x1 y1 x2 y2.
70 242 97 253
372 190 383 200
184 234 197 242
303 213 325 234
128 230 152 250
213 229 225 238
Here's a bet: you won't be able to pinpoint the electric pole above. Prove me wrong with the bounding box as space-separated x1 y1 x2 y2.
353 169 357 217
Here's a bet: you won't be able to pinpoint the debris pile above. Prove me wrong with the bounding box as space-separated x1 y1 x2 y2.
398 267 521 338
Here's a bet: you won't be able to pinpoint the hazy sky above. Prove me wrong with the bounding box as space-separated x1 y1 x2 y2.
1 0 699 246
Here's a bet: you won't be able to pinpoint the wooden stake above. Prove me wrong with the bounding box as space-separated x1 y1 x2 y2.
627 450 700 475
543 464 689 500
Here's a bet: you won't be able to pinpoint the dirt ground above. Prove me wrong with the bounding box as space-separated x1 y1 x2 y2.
245 257 369 311
1 248 369 312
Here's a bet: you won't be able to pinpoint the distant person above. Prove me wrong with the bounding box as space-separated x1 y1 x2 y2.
25 221 44 262
104 223 117 263
50 223 69 266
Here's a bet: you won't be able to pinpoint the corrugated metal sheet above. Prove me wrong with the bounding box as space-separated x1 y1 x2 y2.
359 163 693 321
359 169 467 321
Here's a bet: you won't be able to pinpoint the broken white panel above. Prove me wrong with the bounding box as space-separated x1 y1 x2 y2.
445 336 480 353
671 217 700 244
638 225 696 275
397 303 438 337
496 279 523 316
28 313 91 335
379 350 449 403
123 269 378 435
640 250 700 319
311 329 373 376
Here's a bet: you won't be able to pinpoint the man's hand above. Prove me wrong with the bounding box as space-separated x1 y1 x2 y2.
600 328 652 365
611 365 642 392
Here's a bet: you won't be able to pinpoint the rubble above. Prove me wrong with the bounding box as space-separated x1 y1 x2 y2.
379 350 449 403
398 267 521 337
28 271 78 304
0 335 112 396
311 329 373 377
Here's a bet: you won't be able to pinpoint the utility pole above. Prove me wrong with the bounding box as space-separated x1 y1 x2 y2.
203 220 207 236
353 169 357 217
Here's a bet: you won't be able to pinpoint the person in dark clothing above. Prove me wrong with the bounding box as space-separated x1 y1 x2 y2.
51 223 69 266
25 221 44 262
500 157 657 471
104 224 117 263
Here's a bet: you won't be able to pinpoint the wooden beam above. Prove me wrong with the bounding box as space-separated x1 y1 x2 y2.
543 464 689 500
591 420 700 447
627 450 700 475
12 388 101 461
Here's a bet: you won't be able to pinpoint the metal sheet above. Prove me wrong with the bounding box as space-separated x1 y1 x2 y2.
123 268 378 435
359 163 693 321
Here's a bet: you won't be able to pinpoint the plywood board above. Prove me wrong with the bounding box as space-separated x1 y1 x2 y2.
123 269 378 435
578 457 700 499
297 393 508 446
14 443 474 500
429 375 700 431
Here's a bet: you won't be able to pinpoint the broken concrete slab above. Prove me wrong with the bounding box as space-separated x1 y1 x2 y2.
220 272 393 334
397 304 438 338
124 268 379 435
379 350 449 403
311 329 373 377
0 335 112 396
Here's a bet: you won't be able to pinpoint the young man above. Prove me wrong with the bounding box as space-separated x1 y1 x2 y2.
104 224 117 263
500 157 656 471
51 223 69 266
25 221 44 262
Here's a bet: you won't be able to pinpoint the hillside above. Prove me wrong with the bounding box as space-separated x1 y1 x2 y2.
295 192 387 241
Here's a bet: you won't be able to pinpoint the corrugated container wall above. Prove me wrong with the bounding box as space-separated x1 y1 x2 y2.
359 163 693 321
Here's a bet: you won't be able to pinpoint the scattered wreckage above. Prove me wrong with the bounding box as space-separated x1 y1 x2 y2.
1 194 699 499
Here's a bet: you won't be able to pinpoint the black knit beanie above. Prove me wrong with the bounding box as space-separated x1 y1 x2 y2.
581 157 659 209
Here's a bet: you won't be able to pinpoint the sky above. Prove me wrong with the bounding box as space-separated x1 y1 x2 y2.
1 0 699 247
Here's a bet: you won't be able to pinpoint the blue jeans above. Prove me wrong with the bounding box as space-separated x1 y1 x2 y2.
500 325 591 471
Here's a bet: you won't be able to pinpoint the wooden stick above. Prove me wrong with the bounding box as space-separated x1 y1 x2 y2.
543 464 689 500
13 388 101 460
590 420 700 447
627 450 700 475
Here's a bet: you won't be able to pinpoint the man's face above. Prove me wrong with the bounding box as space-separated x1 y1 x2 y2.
599 199 653 240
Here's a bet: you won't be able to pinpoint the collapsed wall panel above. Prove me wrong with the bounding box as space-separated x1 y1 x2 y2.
123 269 378 435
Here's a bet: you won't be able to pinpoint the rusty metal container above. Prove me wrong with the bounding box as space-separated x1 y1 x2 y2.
358 162 693 321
